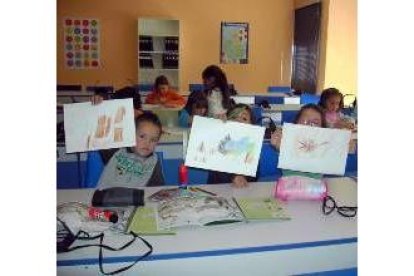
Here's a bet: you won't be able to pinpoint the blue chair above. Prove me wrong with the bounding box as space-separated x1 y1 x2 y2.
188 167 209 184
281 110 298 124
136 84 153 92
189 84 205 92
300 93 320 105
84 151 105 188
255 96 285 105
267 86 291 94
257 143 282 182
86 86 114 94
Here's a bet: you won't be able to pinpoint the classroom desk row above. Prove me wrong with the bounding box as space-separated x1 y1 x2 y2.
57 177 357 276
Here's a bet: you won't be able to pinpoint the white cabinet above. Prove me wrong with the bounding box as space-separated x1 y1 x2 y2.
138 19 179 90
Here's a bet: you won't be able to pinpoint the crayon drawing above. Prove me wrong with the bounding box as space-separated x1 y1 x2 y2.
278 123 351 175
63 99 136 153
185 116 265 176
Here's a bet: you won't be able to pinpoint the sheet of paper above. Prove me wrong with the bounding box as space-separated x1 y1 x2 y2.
63 99 136 153
278 123 351 175
284 97 300 104
185 116 265 176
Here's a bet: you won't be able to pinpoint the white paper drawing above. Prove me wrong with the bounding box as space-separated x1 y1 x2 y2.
278 123 351 175
185 116 265 176
63 99 136 153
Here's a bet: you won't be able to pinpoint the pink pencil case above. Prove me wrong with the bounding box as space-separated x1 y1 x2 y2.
273 176 327 201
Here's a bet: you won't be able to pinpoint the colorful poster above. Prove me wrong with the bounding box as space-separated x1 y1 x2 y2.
185 116 265 177
63 18 100 69
278 123 351 175
63 99 136 153
220 22 249 64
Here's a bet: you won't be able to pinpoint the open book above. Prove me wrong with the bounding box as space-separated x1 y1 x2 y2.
234 197 290 221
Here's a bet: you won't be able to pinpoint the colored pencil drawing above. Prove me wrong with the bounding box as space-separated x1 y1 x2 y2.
185 116 265 177
218 134 256 164
278 123 351 175
64 99 135 153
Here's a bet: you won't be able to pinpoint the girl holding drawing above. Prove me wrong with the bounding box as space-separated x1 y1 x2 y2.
145 75 186 107
318 88 355 130
97 112 166 188
202 65 234 119
207 104 257 188
270 104 326 179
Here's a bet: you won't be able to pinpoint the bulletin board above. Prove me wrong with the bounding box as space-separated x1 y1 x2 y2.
63 18 100 69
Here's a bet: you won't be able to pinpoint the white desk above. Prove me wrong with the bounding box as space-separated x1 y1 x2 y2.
57 177 357 275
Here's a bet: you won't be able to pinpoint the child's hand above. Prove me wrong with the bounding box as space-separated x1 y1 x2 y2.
270 128 283 150
335 119 355 130
90 95 104 105
232 175 249 188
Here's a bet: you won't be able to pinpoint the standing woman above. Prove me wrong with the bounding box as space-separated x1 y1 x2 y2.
202 65 233 119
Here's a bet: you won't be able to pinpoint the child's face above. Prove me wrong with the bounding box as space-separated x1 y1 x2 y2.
157 84 169 94
192 105 207 117
233 109 252 124
297 108 322 127
134 122 161 157
203 77 215 89
326 95 341 112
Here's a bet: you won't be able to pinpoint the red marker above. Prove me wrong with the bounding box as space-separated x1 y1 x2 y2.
179 164 188 188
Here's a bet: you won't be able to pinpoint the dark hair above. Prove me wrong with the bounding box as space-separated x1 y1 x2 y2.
134 111 162 136
111 86 142 110
318 87 344 111
184 91 208 115
201 65 233 109
294 104 327 128
154 75 170 91
226 103 255 124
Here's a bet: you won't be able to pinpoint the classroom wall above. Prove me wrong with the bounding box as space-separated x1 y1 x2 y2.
323 0 357 102
57 0 294 93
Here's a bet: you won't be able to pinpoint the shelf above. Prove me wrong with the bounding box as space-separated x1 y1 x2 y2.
140 68 179 71
139 51 179 54
139 34 178 38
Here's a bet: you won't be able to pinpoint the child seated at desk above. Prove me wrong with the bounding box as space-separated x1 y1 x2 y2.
145 75 185 108
97 112 165 188
318 88 355 130
207 104 257 188
178 91 208 127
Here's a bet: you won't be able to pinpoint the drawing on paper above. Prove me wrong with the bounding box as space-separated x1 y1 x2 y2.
296 137 329 155
278 123 351 175
218 134 256 164
185 116 265 176
87 106 126 149
64 99 135 153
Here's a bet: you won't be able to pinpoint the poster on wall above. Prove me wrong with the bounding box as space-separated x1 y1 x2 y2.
63 99 136 153
220 22 249 64
63 18 100 69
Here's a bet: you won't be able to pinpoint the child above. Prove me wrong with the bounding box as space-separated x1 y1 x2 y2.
178 91 209 127
270 104 326 179
318 88 354 130
202 65 233 119
207 104 257 188
145 75 185 107
97 112 165 188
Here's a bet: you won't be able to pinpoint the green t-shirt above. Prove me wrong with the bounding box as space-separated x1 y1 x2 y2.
281 169 322 179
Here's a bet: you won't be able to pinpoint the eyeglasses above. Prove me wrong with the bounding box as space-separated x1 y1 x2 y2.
322 196 357 218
